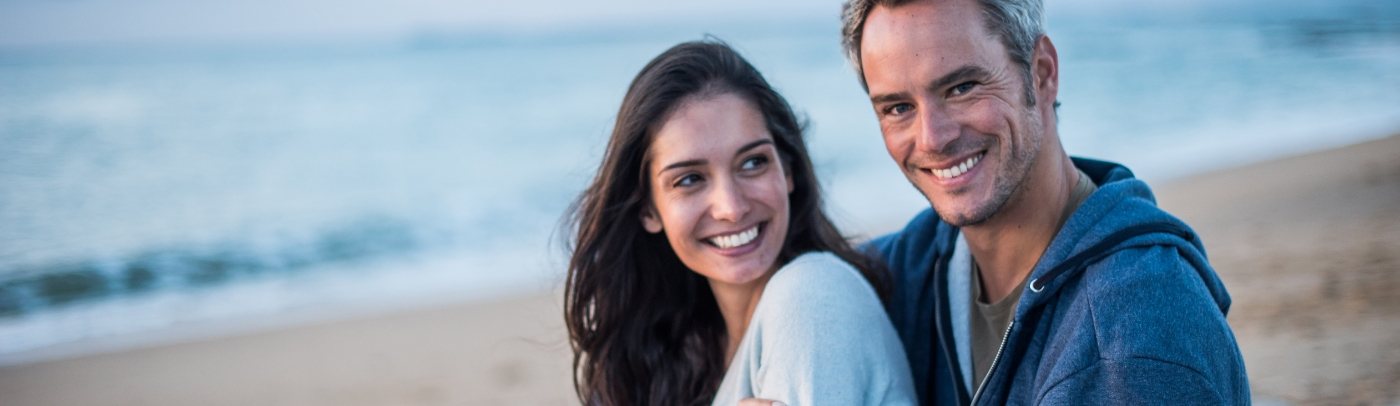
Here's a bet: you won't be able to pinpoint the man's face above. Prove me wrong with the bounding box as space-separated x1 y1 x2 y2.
860 0 1045 227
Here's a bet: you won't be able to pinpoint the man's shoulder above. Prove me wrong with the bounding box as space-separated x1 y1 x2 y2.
1070 245 1235 357
1052 161 1223 319
1036 248 1248 404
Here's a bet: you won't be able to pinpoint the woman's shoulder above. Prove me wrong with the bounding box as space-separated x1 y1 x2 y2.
764 251 870 297
755 251 885 329
732 251 916 405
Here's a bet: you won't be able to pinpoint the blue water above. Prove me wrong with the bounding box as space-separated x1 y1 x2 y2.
1 16 1398 364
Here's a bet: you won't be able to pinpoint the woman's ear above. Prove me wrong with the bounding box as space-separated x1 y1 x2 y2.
641 206 663 234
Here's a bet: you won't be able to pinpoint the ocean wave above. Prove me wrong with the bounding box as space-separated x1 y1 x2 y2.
0 215 421 318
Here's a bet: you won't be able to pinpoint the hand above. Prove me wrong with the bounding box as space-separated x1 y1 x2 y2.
738 398 786 406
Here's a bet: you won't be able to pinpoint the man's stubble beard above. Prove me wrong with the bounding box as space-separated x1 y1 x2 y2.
932 106 1043 228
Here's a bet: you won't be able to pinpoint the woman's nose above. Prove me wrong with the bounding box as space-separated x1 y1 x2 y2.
709 177 751 223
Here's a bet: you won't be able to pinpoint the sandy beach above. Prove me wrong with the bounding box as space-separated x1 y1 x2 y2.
0 293 579 405
1156 134 1400 405
1 134 1397 405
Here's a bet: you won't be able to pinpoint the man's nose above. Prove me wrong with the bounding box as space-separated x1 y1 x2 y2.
915 105 959 154
709 177 751 223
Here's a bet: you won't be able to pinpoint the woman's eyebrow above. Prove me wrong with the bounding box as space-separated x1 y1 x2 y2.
735 139 774 155
659 139 773 175
659 158 706 175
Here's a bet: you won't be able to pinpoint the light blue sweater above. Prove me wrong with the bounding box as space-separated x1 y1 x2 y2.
710 252 916 406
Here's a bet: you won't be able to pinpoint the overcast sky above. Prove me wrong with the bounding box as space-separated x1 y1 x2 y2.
0 0 1390 47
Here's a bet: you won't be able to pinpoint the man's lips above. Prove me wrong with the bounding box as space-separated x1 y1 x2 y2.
922 152 985 180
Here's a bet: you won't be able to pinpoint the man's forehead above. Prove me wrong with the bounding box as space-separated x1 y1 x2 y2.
861 0 988 48
860 1 1014 85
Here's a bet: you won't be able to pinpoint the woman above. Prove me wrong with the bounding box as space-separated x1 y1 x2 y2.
565 40 914 405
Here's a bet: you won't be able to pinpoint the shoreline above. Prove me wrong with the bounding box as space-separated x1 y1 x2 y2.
1 134 1397 404
0 290 577 404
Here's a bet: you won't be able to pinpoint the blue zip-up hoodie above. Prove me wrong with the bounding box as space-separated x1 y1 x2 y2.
866 158 1249 405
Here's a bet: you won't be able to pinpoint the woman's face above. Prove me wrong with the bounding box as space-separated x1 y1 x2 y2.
642 92 793 289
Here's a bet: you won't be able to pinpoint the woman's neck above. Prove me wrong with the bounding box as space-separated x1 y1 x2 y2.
709 271 776 369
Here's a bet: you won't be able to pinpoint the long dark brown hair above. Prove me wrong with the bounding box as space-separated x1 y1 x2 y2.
564 39 889 405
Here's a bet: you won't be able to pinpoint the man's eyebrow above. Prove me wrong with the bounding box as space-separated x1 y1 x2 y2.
929 65 988 93
870 91 909 106
869 65 990 106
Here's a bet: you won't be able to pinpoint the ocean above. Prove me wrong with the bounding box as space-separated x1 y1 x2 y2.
2 16 1398 365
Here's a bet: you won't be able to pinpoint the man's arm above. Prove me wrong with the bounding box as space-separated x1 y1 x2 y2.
1039 357 1227 405
1053 245 1250 405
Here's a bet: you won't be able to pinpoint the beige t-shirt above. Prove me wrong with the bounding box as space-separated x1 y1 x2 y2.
969 263 1029 389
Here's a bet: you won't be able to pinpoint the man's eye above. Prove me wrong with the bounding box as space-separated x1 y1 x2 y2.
884 103 913 116
951 82 978 96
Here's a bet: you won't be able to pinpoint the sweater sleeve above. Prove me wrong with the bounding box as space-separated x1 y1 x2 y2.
1039 357 1224 405
743 253 917 406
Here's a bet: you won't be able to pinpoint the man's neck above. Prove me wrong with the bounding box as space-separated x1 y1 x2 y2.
964 152 1080 304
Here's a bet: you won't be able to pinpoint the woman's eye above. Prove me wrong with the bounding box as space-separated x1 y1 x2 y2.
740 155 769 171
884 103 913 117
673 173 702 188
951 81 977 96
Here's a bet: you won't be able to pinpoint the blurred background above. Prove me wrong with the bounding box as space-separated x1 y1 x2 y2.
1 0 1398 404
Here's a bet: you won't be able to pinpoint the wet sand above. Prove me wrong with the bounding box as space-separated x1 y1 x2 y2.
0 293 577 405
1 135 1397 405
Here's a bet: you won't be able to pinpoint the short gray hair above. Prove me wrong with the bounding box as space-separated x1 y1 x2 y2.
840 0 1046 106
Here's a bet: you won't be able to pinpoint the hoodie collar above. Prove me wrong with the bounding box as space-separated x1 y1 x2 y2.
1008 157 1230 317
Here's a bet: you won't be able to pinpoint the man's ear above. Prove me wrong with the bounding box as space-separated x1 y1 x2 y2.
1032 35 1059 107
641 205 663 234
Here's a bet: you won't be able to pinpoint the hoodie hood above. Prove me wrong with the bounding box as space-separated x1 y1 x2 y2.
1015 158 1231 316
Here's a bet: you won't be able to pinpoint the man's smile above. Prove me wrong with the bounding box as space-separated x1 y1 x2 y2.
925 152 985 180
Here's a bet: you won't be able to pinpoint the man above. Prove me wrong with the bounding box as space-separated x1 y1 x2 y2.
849 0 1250 403
744 0 1248 404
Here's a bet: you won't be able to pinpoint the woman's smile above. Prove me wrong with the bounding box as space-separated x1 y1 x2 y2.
704 222 764 252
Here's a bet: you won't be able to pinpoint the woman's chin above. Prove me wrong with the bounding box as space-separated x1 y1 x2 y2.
699 260 777 288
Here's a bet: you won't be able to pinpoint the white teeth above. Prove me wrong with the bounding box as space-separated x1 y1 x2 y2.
710 226 759 249
932 153 982 180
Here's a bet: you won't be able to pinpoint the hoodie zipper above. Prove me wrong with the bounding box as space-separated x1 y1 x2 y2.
969 321 1014 405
